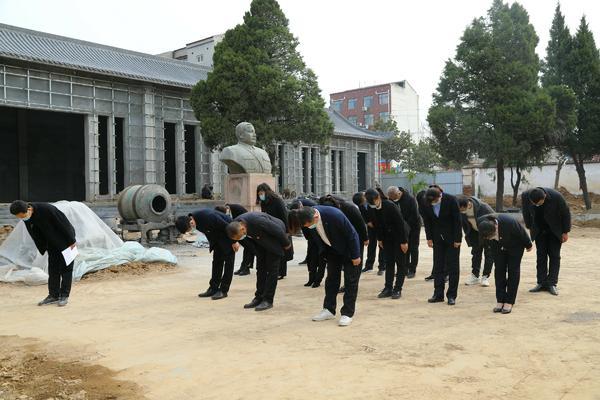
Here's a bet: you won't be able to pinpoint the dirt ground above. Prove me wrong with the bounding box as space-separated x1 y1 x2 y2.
0 226 13 246
482 187 600 212
1 228 600 400
79 262 178 282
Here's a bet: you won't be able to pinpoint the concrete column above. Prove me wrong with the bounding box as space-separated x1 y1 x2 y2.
142 87 156 184
84 113 99 201
108 116 116 197
306 147 312 194
333 150 340 193
175 121 185 195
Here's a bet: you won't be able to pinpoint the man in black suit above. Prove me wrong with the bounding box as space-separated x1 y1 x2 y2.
10 200 77 307
354 193 386 275
478 213 533 314
457 195 495 287
365 189 409 300
176 209 239 300
387 186 422 279
216 204 255 276
290 199 324 288
295 197 318 266
288 206 361 326
416 189 435 281
421 187 462 305
521 187 571 295
226 212 292 311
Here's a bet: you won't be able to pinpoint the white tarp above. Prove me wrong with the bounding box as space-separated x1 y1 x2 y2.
0 201 177 285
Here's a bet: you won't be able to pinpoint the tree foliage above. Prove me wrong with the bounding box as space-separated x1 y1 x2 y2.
190 0 333 153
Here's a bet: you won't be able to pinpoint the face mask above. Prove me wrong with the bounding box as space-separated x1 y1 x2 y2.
239 234 247 241
308 223 317 230
534 203 543 207
226 210 232 217
20 211 32 221
259 194 266 201
460 210 467 214
431 199 441 206
368 204 377 209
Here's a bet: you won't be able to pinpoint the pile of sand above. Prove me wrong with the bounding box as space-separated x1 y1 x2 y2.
80 262 177 282
0 225 14 246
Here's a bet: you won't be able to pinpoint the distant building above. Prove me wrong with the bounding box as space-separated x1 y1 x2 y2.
330 80 422 138
158 34 225 68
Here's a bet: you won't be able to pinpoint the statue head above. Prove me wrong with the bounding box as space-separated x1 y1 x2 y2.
236 122 257 146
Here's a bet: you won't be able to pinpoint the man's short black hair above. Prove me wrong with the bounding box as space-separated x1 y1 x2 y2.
9 200 28 215
425 187 442 203
456 195 470 209
529 188 546 204
318 194 340 208
288 207 316 234
364 188 380 204
289 200 303 211
226 221 243 239
352 192 365 207
478 219 497 240
215 205 228 214
175 215 192 234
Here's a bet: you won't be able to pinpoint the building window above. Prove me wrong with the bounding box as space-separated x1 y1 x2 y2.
363 96 373 109
348 116 358 125
378 92 389 105
302 147 309 193
197 55 204 62
348 98 357 110
364 114 374 128
332 100 343 112
379 112 390 122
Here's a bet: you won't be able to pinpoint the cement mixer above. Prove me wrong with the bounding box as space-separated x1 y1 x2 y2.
117 185 178 244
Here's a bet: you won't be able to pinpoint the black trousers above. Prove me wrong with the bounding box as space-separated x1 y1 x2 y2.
254 246 282 303
209 247 235 293
48 250 73 298
384 241 408 291
239 238 255 269
408 226 421 273
432 241 460 299
307 239 326 283
366 227 386 270
494 246 523 304
323 251 361 317
470 236 494 277
535 231 562 286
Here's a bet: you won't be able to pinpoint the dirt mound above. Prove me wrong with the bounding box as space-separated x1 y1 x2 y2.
80 262 177 282
481 187 599 213
0 336 143 399
0 225 14 246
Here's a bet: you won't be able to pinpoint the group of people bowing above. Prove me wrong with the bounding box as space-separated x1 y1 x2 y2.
172 183 571 326
9 183 570 327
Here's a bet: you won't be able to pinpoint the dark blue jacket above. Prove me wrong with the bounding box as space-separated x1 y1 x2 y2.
313 206 360 260
25 202 76 254
191 209 234 254
234 212 290 257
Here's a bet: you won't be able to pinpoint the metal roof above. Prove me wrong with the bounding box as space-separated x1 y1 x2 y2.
0 23 209 88
328 109 392 141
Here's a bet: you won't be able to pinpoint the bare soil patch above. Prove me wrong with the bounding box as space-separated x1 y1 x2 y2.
80 262 177 282
0 225 14 246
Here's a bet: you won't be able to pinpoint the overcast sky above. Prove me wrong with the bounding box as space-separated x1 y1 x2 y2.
1 0 599 127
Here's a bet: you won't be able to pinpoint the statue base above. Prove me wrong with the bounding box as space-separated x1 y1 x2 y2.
224 173 276 212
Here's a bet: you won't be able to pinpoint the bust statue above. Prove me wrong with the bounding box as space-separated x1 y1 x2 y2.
220 122 272 174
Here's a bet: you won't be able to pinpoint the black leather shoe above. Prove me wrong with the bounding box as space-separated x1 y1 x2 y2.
198 289 217 298
428 297 444 303
338 286 345 293
424 275 434 281
255 301 273 311
378 289 392 298
377 270 384 276
529 284 545 293
361 266 373 273
311 282 321 288
548 285 559 296
278 275 285 280
299 259 308 265
407 271 416 279
501 307 512 314
304 281 313 287
211 290 227 300
244 298 262 309
237 267 251 276
391 290 401 299
493 306 504 313
447 298 456 306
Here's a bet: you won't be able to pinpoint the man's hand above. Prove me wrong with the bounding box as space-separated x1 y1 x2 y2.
351 258 361 266
232 242 240 252
561 233 569 243
427 240 433 248
378 241 383 248
400 243 408 254
453 242 461 248
363 240 369 247
367 222 374 228
526 246 533 252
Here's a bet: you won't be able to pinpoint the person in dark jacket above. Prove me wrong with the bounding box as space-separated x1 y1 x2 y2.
387 186 422 279
257 183 291 279
289 206 361 326
294 197 318 266
421 186 462 305
176 209 239 300
290 199 324 288
457 195 495 287
478 214 533 314
226 212 292 311
365 189 409 299
416 189 435 281
521 187 571 295
216 204 255 276
353 192 386 274
10 200 77 307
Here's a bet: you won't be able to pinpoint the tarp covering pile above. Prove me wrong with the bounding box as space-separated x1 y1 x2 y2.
0 201 177 285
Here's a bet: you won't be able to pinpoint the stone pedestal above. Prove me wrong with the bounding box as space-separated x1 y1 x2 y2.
224 173 276 211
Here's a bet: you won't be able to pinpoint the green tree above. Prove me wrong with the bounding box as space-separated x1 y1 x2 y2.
380 132 411 164
372 118 400 133
191 0 333 171
427 0 556 211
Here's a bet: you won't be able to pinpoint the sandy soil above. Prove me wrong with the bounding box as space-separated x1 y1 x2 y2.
1 228 600 400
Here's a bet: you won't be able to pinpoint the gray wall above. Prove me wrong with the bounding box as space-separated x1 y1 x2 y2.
381 171 463 195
